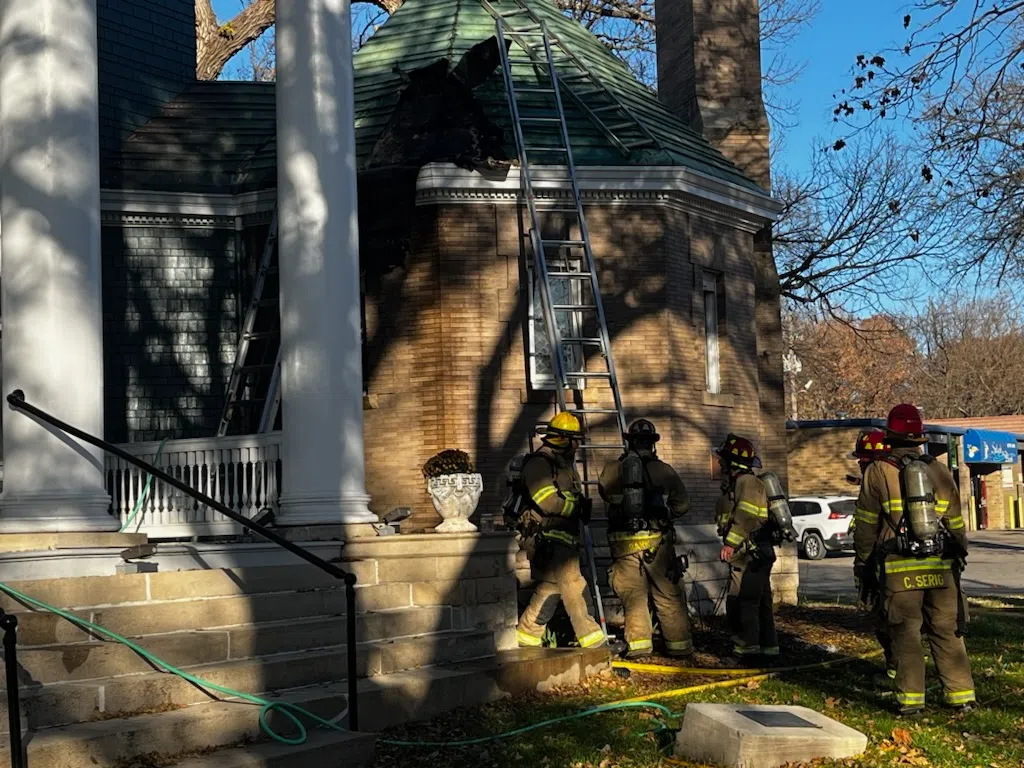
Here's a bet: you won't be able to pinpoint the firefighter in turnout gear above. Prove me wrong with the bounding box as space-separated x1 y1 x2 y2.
851 429 896 682
514 412 606 650
598 419 693 659
714 434 779 661
854 403 974 715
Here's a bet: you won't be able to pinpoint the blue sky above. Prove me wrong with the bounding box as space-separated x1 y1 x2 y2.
775 0 915 176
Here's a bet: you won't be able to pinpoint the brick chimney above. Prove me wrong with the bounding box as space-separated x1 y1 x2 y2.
655 0 786 488
655 0 771 191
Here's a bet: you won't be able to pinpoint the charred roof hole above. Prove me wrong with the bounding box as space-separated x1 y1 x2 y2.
366 36 513 173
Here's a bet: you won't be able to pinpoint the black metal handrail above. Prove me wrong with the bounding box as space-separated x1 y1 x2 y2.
4 390 360 733
1 610 24 768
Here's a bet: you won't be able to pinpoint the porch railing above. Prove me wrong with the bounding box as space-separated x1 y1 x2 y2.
105 433 282 538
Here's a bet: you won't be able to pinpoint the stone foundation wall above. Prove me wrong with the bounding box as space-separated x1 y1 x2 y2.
340 532 520 652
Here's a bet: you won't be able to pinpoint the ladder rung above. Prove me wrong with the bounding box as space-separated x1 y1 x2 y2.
510 23 541 32
499 7 530 15
553 304 596 311
516 87 556 94
547 272 591 278
520 116 561 123
524 146 568 152
608 121 637 131
561 337 604 345
592 105 620 113
575 89 605 98
565 371 612 379
242 331 277 341
542 239 586 247
581 443 625 450
574 408 621 414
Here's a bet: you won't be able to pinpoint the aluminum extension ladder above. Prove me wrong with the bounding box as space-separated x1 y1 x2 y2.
217 209 282 437
495 13 633 642
483 0 658 157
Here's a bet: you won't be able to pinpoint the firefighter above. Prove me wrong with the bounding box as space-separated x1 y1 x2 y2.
514 412 606 650
714 434 779 662
598 419 693 659
854 403 974 715
850 429 896 682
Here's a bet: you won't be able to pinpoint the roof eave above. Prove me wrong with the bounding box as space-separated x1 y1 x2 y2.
414 163 783 231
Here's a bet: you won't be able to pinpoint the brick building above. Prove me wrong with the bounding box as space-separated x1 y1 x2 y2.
0 0 797 760
788 418 1024 531
91 0 785 532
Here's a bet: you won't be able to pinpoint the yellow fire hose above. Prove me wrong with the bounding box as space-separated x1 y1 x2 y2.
609 650 884 705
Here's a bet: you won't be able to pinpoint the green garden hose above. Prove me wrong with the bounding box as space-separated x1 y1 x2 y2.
119 437 168 533
0 583 682 748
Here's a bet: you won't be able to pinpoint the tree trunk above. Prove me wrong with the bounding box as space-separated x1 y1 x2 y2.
196 0 277 81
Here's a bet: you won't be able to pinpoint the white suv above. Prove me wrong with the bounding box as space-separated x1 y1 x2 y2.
789 496 857 560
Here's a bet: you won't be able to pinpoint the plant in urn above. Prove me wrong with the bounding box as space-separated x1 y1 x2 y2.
423 450 483 533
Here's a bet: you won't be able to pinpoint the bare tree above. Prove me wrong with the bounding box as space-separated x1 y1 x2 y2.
773 130 956 314
783 309 916 420
836 1 1024 282
908 294 1024 418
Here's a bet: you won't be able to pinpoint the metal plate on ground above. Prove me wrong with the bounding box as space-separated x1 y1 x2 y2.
737 710 822 729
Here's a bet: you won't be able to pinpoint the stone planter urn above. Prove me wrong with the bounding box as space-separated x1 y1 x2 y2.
427 473 483 533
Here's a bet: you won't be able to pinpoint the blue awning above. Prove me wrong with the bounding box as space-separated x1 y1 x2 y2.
963 429 1019 465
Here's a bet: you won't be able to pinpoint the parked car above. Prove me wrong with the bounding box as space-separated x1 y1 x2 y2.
789 496 857 560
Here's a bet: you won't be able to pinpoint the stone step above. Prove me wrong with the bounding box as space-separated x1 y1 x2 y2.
11 606 452 683
10 582 413 645
0 565 356 613
169 730 377 768
3 629 497 731
2 655 510 768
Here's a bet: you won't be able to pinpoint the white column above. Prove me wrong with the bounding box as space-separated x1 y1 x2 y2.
274 0 376 526
0 0 114 532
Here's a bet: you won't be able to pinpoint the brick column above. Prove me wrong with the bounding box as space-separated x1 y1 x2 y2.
0 0 115 533
655 0 787 488
274 0 377 531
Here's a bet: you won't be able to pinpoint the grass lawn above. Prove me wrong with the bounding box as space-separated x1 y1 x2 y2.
372 600 1024 768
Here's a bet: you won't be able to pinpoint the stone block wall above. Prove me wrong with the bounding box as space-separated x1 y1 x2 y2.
340 532 520 652
101 222 240 443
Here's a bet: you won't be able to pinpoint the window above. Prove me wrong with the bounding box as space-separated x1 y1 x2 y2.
791 501 819 517
527 262 583 390
703 271 725 394
828 500 857 517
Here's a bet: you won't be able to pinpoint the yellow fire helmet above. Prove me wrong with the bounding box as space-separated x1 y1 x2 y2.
541 411 584 448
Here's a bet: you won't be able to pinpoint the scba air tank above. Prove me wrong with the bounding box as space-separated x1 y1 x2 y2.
760 471 796 540
621 451 646 530
903 460 940 541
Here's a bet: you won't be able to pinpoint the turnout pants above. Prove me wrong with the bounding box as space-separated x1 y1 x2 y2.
517 537 605 649
886 583 975 710
726 551 778 657
609 541 693 657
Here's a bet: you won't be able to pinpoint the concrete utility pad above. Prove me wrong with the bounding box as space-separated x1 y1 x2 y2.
675 703 868 768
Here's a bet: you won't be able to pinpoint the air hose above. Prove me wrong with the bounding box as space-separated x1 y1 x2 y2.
119 437 168 533
0 583 685 748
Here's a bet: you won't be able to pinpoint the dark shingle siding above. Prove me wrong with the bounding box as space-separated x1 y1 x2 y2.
97 0 195 157
102 225 239 443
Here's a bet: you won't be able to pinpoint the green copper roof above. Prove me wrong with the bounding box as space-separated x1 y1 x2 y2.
353 0 763 192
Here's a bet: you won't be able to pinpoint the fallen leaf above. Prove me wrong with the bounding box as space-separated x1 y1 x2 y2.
745 680 761 690
892 728 913 747
825 697 839 709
